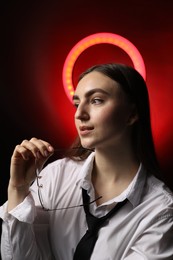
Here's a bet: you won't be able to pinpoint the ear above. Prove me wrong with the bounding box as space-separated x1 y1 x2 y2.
127 105 138 126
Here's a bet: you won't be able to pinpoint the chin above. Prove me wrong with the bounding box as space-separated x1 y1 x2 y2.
81 142 95 151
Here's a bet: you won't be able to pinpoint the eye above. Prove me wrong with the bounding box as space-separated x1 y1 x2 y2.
91 98 103 105
73 103 79 108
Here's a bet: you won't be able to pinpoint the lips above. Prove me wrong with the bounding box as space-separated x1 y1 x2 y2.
79 125 94 135
79 126 94 131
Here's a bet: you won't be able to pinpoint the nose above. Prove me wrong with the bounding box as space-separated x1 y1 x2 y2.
75 103 89 121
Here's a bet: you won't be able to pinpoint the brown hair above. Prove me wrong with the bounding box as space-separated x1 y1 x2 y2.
66 63 161 178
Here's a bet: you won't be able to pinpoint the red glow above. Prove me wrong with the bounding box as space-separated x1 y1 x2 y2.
62 32 146 103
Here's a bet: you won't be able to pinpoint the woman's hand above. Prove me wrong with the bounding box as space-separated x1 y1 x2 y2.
8 137 54 211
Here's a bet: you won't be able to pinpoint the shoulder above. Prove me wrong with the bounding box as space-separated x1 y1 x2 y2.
46 157 85 172
149 175 173 202
39 153 95 189
40 157 87 184
144 174 173 218
43 152 95 176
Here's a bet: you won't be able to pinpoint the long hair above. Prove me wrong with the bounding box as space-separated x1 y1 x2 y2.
66 63 161 178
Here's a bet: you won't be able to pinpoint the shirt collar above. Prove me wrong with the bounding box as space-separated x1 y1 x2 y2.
113 163 147 207
127 164 147 207
76 152 147 208
76 152 95 188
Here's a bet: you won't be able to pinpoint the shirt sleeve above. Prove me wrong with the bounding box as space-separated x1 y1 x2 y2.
123 214 173 260
0 193 54 260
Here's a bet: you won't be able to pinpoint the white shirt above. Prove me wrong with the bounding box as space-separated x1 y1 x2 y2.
0 152 173 260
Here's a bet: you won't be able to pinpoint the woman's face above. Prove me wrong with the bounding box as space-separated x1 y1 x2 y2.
73 71 135 150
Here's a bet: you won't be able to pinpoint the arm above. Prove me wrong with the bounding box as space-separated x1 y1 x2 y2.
1 138 54 260
8 137 54 211
1 195 54 260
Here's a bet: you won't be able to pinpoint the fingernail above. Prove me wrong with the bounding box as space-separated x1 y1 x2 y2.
48 146 54 152
44 150 49 157
36 152 41 159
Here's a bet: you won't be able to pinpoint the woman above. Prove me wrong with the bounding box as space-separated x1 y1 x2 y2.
1 63 173 259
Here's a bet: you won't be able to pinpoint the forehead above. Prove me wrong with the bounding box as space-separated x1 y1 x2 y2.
75 71 120 96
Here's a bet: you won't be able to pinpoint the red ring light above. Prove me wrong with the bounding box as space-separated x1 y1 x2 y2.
62 32 146 102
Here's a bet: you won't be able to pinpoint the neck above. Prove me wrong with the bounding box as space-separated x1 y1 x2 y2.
94 144 139 179
92 144 140 203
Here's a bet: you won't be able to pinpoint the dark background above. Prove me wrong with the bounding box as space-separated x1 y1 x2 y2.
0 0 173 236
0 1 173 258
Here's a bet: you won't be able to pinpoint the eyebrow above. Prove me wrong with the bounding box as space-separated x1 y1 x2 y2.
73 88 110 101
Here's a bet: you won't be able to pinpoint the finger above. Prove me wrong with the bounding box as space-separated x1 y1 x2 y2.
12 144 35 161
20 138 54 159
29 138 54 157
13 138 54 162
19 139 42 158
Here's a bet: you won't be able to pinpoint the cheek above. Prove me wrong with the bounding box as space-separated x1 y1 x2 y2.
74 119 79 131
93 110 116 129
97 107 129 129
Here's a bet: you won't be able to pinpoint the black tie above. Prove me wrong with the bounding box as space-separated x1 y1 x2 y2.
73 189 128 260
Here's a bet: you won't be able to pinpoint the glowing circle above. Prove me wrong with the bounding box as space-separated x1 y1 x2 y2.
62 32 146 102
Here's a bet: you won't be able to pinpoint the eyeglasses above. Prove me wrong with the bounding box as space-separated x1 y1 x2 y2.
35 148 101 211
